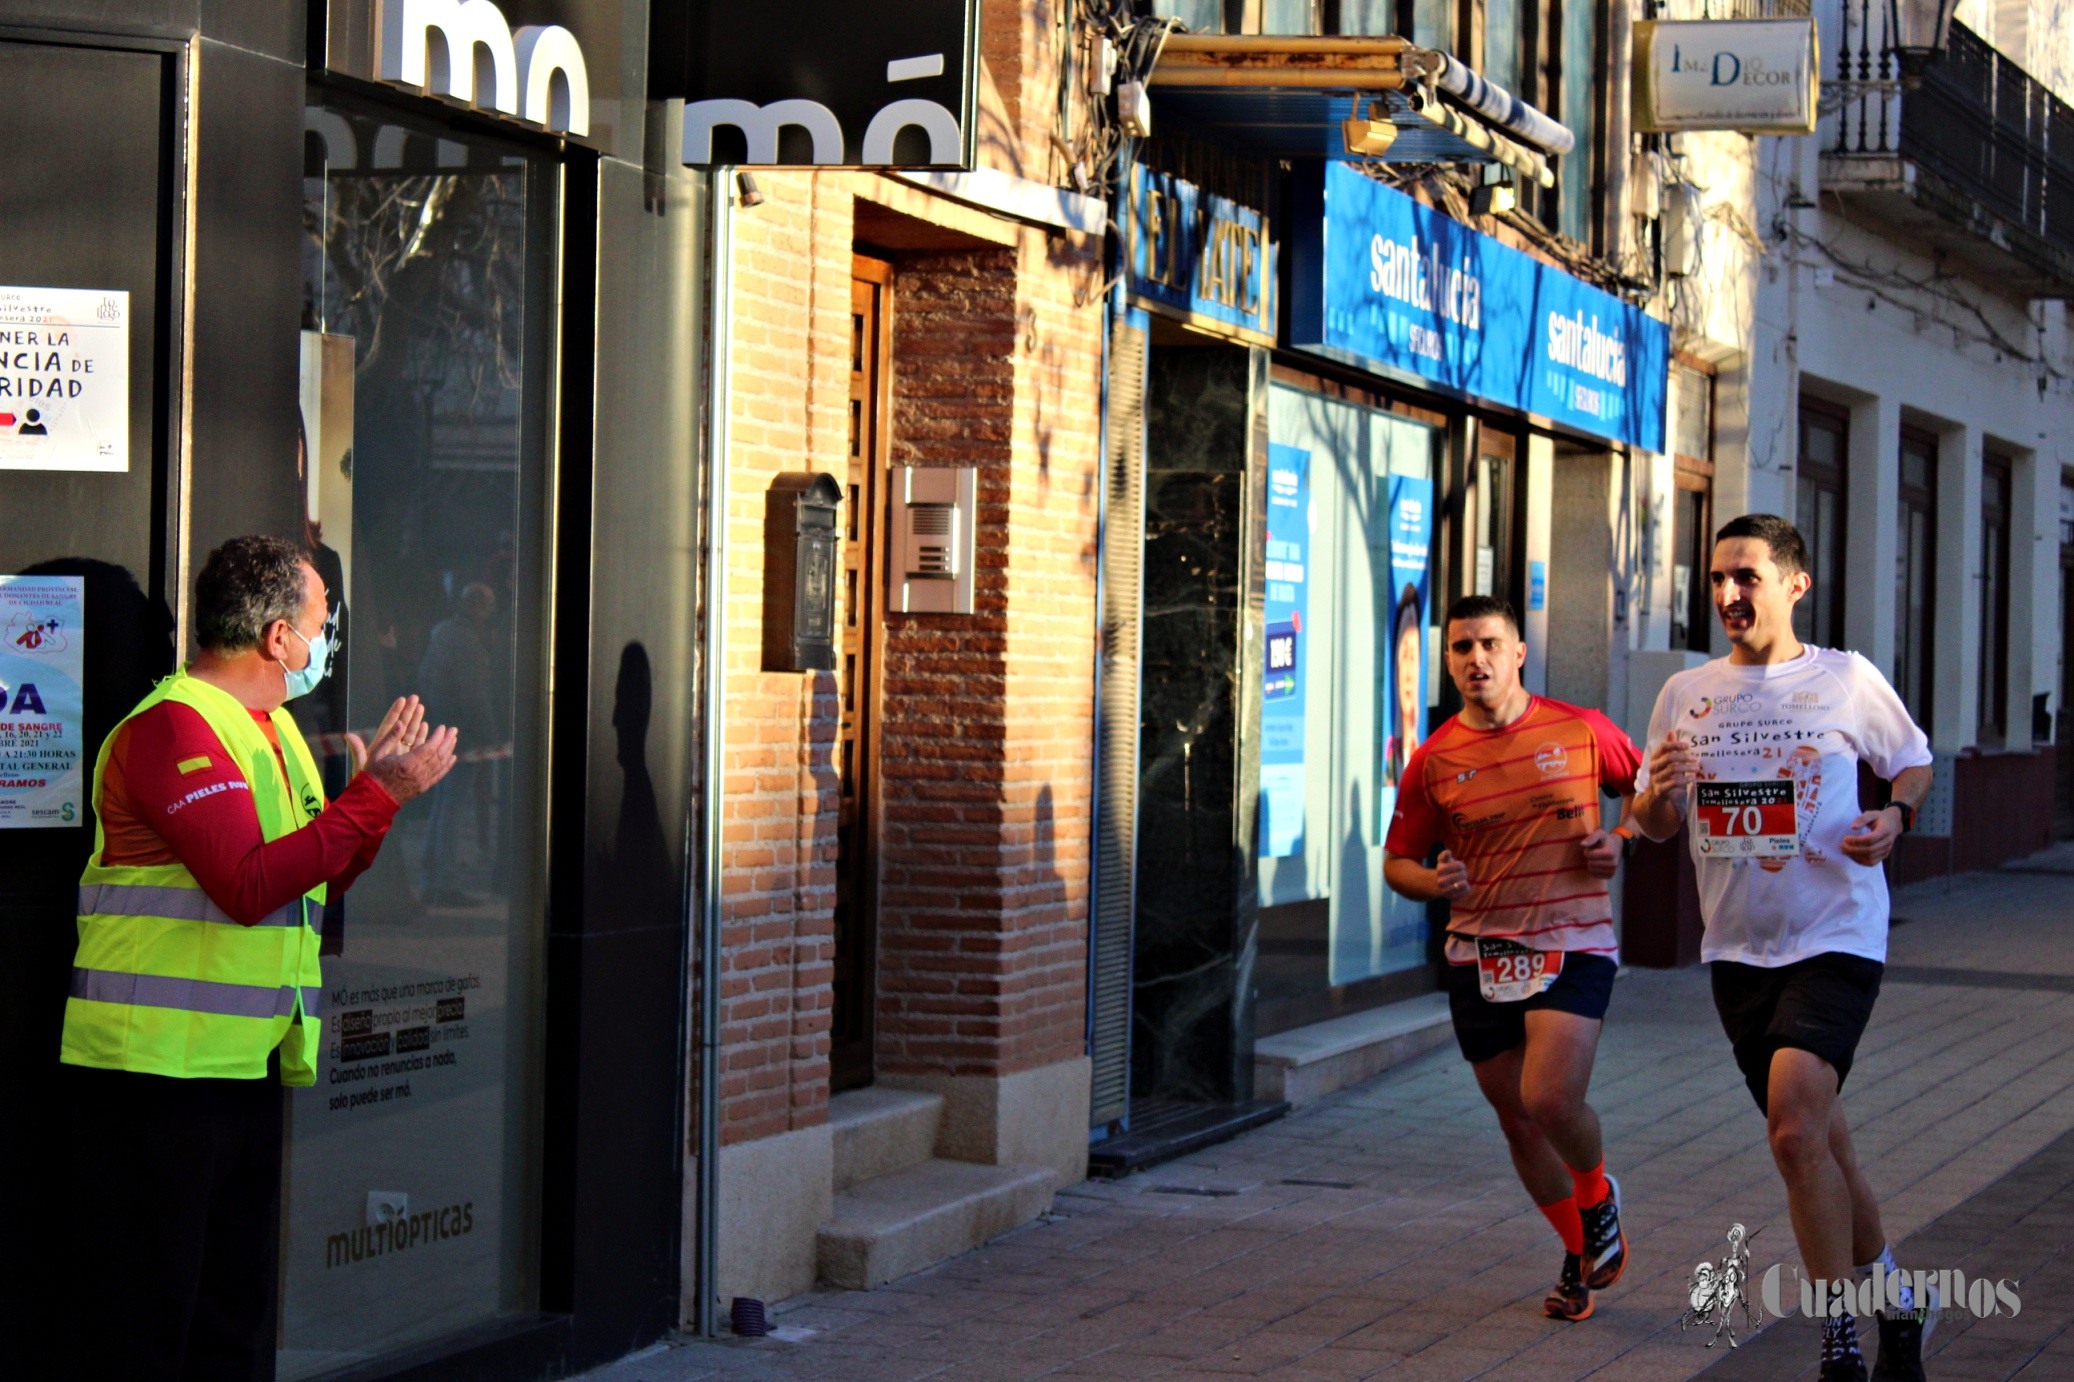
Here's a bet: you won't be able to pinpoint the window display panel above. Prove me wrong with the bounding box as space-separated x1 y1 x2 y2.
1260 385 1435 1001
280 98 556 1378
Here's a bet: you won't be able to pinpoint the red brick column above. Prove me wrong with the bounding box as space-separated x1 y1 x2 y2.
714 171 853 1146
875 228 1102 1086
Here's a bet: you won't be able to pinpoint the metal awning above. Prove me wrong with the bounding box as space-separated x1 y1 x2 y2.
1149 35 1567 188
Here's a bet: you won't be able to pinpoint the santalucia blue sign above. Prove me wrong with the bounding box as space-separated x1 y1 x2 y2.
1289 163 1669 452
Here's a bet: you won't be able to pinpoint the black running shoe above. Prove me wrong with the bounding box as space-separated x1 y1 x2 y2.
1870 1310 1928 1382
1821 1316 1868 1382
1543 1251 1593 1321
1580 1174 1626 1290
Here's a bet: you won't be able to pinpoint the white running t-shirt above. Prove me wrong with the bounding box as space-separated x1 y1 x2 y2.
1635 646 1933 967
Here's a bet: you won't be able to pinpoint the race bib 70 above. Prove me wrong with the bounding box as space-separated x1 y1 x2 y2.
1695 780 1798 858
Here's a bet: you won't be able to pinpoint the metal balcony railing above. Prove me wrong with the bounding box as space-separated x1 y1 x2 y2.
1830 7 2074 259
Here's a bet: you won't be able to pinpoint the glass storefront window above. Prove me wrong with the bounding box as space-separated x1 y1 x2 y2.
281 95 556 1378
1259 386 1438 1007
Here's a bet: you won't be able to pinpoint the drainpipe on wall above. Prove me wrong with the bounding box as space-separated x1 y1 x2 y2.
694 163 736 1341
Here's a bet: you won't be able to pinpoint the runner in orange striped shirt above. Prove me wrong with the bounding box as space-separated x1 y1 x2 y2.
1385 595 1641 1323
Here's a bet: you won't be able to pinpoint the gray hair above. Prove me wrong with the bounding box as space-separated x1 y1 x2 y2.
194 535 311 652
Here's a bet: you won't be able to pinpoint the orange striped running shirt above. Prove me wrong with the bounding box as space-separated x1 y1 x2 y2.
1385 697 1640 965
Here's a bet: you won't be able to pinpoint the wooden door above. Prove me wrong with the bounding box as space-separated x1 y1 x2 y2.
832 256 890 1090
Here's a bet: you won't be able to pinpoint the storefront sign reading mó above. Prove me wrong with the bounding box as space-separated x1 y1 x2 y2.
655 0 980 168
1290 164 1669 452
374 0 591 135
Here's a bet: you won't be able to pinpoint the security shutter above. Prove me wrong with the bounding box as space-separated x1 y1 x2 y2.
1089 314 1147 1129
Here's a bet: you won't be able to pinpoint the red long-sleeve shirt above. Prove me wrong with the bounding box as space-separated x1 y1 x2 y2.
96 701 399 924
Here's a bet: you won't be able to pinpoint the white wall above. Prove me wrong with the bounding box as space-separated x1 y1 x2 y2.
1736 102 2074 750
1622 0 2072 752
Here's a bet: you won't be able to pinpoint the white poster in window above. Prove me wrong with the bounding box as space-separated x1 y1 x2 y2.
0 575 86 828
0 287 128 472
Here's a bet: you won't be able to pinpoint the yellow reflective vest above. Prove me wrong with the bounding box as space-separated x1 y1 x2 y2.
59 671 327 1085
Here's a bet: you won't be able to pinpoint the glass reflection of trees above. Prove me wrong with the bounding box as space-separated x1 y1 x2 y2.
302 124 540 909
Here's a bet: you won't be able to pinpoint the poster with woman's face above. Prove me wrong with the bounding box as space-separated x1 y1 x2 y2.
1388 592 1422 785
1381 475 1433 790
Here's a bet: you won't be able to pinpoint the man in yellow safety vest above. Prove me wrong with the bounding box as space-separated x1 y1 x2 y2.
58 535 456 1380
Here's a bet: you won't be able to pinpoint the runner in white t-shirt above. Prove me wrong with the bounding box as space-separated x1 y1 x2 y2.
1633 515 1936 1382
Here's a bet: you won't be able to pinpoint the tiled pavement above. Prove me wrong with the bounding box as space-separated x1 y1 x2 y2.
581 862 2074 1382
1701 1122 2074 1380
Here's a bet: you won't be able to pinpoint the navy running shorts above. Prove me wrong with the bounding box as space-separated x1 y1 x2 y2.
1444 951 1618 1065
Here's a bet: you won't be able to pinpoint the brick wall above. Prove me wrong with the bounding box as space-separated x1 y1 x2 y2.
716 170 853 1146
710 4 1105 1145
871 221 1103 1080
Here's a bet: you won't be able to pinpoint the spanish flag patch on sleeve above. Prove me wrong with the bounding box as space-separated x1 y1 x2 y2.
176 755 214 776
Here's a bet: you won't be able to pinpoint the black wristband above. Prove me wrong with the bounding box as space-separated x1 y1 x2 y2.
1888 801 1915 833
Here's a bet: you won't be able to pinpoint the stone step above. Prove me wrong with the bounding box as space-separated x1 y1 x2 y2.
827 1086 943 1191
1252 991 1454 1106
817 1159 1055 1290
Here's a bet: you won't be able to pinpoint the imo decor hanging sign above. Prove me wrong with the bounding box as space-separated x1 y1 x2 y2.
1633 19 1819 134
0 287 127 473
655 0 979 168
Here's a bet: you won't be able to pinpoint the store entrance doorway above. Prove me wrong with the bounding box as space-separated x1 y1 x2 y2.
832 256 890 1091
0 34 179 1370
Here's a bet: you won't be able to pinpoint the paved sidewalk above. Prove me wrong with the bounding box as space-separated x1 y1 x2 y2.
581 865 2074 1382
1702 1122 2074 1380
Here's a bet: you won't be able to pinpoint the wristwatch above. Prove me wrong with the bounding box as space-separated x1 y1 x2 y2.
1886 801 1916 833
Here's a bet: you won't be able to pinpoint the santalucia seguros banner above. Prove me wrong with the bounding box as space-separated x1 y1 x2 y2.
1289 164 1669 453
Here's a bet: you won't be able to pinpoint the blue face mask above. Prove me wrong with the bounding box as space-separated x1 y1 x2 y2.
282 619 334 700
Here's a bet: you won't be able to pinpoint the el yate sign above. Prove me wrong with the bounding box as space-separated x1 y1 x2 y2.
1633 19 1819 134
1126 166 1277 348
650 0 979 168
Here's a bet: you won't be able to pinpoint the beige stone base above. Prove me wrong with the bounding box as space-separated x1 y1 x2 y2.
681 1120 833 1319
881 1054 1091 1188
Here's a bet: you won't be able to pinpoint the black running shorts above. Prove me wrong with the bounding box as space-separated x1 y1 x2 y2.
1445 952 1618 1065
1710 952 1884 1114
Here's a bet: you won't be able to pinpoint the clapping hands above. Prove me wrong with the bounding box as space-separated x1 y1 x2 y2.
346 696 459 805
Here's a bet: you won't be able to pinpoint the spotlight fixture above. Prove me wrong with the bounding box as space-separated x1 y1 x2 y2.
1469 174 1517 216
735 171 765 208
1342 100 1398 157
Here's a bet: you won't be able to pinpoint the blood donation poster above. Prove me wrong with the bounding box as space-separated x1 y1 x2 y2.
0 574 86 828
1261 443 1311 857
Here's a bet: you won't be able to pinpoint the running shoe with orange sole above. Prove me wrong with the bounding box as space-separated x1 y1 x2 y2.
1544 1252 1593 1321
1580 1173 1626 1290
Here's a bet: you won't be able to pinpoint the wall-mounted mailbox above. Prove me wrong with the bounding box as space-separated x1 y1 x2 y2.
762 472 845 671
890 465 976 614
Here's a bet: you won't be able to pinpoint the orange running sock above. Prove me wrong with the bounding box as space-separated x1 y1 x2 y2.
1539 1196 1584 1254
1570 1160 1609 1211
